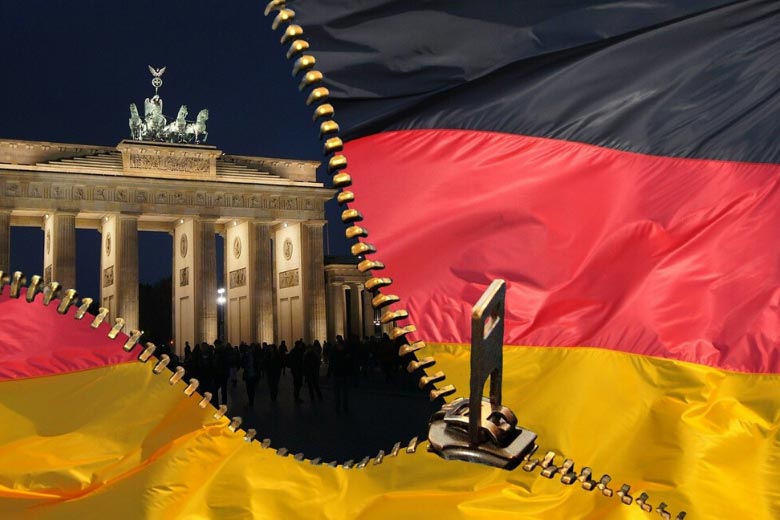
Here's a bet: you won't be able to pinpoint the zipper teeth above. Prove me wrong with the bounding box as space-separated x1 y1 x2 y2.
0 269 422 468
262 1 689 516
262 0 456 406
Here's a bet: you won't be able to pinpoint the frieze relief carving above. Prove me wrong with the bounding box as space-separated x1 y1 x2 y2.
279 268 300 289
195 192 206 205
103 265 114 288
115 188 129 202
28 183 42 198
73 186 86 200
50 185 64 198
135 190 148 203
128 152 209 174
179 266 189 287
5 182 19 197
282 198 297 210
94 187 107 201
155 192 168 204
229 267 247 289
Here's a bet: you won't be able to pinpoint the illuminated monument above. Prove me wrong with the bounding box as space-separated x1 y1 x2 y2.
0 67 378 352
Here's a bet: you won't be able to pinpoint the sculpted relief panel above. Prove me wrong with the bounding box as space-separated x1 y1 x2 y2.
128 153 209 174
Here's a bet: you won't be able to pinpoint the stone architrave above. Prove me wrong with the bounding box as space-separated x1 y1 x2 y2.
0 210 9 273
44 212 77 290
301 222 327 343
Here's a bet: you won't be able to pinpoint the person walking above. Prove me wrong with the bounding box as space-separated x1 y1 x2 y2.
304 340 323 402
266 344 282 403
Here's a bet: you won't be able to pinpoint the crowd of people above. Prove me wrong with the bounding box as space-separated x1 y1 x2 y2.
155 334 405 413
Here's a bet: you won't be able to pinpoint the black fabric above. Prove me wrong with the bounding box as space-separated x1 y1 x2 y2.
292 0 780 163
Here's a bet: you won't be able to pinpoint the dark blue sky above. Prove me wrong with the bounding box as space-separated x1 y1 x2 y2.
0 0 346 298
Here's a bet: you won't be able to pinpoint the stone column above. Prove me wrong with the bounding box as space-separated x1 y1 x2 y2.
349 283 363 340
327 282 345 342
115 214 139 331
195 218 217 343
0 210 10 274
251 221 274 344
44 212 76 290
301 222 327 343
362 286 375 338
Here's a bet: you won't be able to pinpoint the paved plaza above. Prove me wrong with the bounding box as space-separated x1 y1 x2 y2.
224 365 440 462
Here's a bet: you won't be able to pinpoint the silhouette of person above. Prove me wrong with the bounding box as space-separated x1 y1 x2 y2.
288 340 305 404
331 335 353 413
241 343 258 408
304 340 323 402
266 343 282 403
214 341 230 406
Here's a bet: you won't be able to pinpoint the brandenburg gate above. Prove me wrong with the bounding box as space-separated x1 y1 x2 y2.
0 136 332 352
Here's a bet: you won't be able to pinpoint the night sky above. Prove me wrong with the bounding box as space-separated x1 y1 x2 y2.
0 0 346 298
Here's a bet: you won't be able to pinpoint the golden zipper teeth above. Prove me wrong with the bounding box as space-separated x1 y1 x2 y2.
429 385 455 401
323 137 344 155
169 366 186 385
517 446 686 517
336 190 354 205
341 208 363 223
418 371 445 389
351 242 376 256
306 87 329 106
280 25 304 45
287 40 310 60
152 354 170 374
264 0 286 16
74 297 93 319
399 340 425 356
365 277 392 291
358 259 384 272
390 324 416 340
42 282 61 305
328 154 347 173
382 309 408 323
313 104 335 121
406 357 435 372
223 416 243 432
123 329 143 352
299 71 323 91
25 275 43 302
90 307 109 328
332 172 352 188
57 289 78 314
345 225 369 239
9 271 25 298
271 9 296 31
372 293 399 308
319 120 339 138
292 55 316 76
138 343 156 363
107 318 125 339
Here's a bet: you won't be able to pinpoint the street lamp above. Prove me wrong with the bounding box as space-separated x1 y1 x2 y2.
216 288 226 342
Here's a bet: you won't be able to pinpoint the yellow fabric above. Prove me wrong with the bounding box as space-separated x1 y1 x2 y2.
0 344 778 518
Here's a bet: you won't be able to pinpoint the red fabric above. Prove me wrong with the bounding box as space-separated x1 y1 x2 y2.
0 288 137 381
347 129 780 373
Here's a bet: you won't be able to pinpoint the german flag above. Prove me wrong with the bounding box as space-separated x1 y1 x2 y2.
289 0 780 517
3 2 780 518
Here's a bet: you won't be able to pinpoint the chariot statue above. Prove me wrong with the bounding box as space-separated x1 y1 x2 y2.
127 66 210 145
